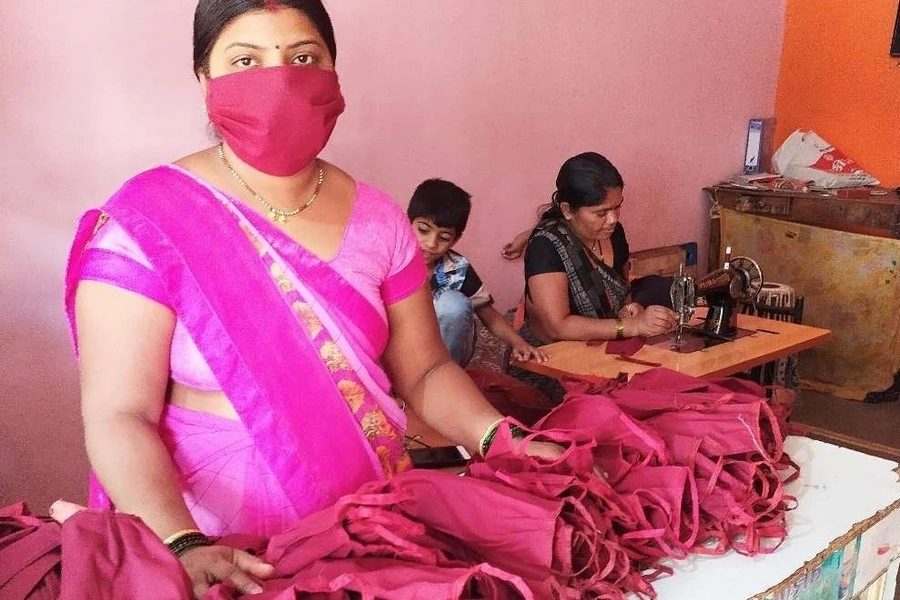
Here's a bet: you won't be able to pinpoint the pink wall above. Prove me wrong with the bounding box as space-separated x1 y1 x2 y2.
0 1 785 509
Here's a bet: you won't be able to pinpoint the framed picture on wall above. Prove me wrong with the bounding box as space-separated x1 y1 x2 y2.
892 2 900 56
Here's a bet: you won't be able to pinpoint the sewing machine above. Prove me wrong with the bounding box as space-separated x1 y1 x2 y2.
670 251 764 344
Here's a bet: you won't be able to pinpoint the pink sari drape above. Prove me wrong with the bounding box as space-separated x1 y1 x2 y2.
64 167 411 530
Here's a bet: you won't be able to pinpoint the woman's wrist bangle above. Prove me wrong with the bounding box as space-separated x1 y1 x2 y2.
163 528 202 546
478 418 504 457
478 419 530 457
615 318 626 340
163 529 212 557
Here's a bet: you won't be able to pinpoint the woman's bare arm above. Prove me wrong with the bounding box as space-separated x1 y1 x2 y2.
77 280 274 597
381 287 502 452
75 281 196 538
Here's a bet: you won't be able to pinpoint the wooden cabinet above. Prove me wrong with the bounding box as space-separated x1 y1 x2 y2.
704 185 900 401
705 185 900 271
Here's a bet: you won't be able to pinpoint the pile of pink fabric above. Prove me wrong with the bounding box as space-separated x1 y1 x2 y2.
0 369 798 600
468 367 799 596
0 504 61 600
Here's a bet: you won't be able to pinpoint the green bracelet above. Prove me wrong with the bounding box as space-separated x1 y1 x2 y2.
479 421 530 456
478 419 503 457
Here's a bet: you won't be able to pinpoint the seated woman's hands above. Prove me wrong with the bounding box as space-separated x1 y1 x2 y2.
625 304 677 338
617 302 643 320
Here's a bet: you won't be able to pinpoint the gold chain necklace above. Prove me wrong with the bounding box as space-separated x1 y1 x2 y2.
217 143 325 224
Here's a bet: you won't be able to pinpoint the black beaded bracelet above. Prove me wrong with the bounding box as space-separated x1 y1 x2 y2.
165 531 212 557
510 425 529 440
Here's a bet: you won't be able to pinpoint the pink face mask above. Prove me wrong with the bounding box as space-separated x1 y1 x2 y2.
206 66 345 176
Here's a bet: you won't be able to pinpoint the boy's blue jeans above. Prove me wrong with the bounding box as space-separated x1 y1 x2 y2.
433 290 475 366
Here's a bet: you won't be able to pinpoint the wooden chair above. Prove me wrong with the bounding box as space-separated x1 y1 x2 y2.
739 295 805 387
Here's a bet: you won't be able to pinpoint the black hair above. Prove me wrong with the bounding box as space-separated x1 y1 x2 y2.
541 152 624 221
407 179 473 237
193 0 337 77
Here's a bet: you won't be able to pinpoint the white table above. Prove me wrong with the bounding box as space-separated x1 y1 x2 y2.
652 437 900 600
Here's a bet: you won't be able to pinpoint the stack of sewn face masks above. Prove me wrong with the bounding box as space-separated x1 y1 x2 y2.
2 367 797 600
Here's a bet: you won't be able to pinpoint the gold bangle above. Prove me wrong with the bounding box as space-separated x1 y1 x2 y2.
163 528 202 546
165 531 212 557
615 318 626 340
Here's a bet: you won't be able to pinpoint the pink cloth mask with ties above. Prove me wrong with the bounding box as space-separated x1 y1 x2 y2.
206 65 345 176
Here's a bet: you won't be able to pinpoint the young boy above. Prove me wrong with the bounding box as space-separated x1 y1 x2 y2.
407 178 547 367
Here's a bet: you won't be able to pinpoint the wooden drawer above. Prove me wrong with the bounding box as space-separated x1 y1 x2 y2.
708 186 900 238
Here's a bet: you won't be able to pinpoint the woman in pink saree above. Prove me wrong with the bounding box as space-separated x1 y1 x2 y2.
64 1 559 596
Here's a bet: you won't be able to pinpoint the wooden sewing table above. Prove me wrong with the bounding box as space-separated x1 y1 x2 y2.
512 309 832 382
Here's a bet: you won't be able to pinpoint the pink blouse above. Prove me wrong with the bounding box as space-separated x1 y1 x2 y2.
77 174 425 392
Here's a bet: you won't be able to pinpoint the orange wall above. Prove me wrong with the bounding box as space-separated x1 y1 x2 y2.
775 0 900 187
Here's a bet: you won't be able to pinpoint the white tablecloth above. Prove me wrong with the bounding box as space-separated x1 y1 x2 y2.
650 436 900 599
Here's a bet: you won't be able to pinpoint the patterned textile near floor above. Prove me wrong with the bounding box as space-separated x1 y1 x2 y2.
469 317 513 373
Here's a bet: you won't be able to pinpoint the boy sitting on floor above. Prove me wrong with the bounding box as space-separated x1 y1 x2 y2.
408 179 548 367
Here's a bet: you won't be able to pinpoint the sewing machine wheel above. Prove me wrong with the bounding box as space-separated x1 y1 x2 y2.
729 256 764 300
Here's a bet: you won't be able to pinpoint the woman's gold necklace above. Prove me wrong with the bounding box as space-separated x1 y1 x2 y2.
217 143 325 224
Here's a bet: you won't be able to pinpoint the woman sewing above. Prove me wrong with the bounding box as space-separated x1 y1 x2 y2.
506 152 677 396
65 1 558 596
516 152 677 345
